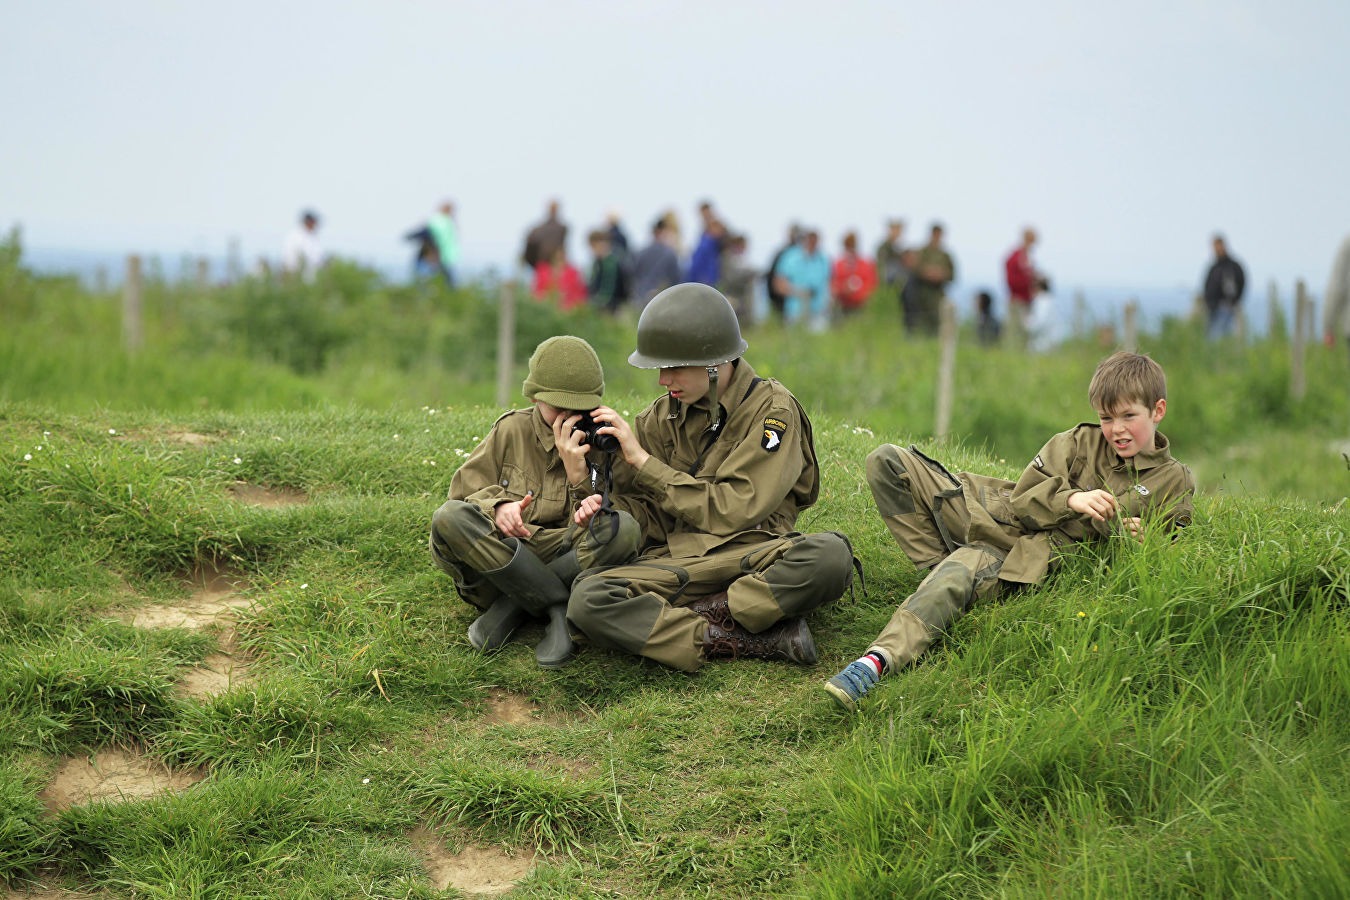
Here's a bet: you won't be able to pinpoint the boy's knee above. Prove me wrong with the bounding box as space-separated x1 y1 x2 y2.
866 445 917 517
800 532 855 594
590 511 641 565
431 500 483 543
865 444 906 488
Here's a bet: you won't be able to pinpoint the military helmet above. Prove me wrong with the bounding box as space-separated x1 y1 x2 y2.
522 336 604 409
628 283 749 369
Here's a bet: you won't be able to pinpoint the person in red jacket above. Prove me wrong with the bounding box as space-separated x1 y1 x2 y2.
532 247 587 311
830 231 878 317
1004 227 1044 310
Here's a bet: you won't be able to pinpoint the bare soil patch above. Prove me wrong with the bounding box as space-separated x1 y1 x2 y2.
126 561 253 631
38 748 205 813
227 482 308 507
409 827 536 895
162 430 215 448
178 652 254 699
2 889 103 900
484 691 543 726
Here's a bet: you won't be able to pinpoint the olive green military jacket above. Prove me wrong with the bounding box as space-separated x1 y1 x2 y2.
912 245 955 287
447 407 594 532
613 360 820 557
948 424 1194 585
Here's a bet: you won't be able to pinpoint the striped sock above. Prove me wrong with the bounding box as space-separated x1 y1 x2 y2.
860 652 886 678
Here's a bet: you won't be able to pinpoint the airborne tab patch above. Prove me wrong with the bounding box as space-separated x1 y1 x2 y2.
762 417 787 451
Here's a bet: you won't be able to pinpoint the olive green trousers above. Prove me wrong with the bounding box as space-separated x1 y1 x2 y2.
567 531 855 672
865 444 1005 668
430 499 640 611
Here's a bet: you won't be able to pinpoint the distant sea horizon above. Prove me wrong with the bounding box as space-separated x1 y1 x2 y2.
21 245 1291 339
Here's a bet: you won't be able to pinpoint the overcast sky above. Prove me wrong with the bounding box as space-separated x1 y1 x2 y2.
3 0 1348 293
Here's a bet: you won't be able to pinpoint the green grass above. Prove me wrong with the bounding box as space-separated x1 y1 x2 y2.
0 406 1344 898
1 242 1348 896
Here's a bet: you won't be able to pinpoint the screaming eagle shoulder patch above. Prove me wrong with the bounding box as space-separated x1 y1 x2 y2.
762 416 787 452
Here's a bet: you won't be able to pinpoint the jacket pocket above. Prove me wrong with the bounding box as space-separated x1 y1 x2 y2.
498 464 542 503
980 486 1020 528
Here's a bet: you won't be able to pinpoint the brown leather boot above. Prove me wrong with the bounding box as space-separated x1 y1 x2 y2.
683 592 735 629
702 617 818 666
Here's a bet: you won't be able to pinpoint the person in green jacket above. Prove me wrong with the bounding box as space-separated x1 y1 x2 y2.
566 284 859 673
826 351 1195 711
429 336 640 668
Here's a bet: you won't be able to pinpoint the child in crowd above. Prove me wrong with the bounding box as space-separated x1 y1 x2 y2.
975 290 1002 345
429 336 639 668
532 247 587 311
826 351 1195 711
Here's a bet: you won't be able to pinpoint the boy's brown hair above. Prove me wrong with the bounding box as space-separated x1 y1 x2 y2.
1088 351 1167 413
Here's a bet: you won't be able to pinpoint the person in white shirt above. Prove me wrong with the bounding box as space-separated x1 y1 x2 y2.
283 210 323 281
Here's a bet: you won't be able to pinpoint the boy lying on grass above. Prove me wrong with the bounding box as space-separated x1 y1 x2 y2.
826 351 1195 711
429 336 640 669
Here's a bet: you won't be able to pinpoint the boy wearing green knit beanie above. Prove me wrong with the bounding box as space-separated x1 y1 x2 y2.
429 336 640 668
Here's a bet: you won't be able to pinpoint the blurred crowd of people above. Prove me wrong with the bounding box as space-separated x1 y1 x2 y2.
283 201 1349 356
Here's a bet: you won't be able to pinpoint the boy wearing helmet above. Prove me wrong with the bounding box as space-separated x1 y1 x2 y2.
567 283 858 672
429 336 641 668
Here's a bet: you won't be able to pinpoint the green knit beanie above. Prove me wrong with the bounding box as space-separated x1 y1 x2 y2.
522 336 605 409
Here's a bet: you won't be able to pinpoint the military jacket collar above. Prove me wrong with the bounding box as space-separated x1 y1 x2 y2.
670 359 759 433
1077 423 1175 473
530 405 557 453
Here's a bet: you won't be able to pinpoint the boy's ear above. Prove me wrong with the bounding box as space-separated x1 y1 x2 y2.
1152 398 1167 422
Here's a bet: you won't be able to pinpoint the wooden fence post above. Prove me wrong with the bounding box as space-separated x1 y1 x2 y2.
196 257 210 287
935 298 957 440
122 254 143 353
227 237 242 282
1267 280 1282 337
1123 299 1138 353
495 280 517 409
1291 280 1308 402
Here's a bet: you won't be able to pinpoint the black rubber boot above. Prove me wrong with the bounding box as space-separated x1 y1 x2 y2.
535 604 575 669
546 549 582 585
467 597 529 651
702 617 818 666
468 539 569 651
533 550 582 668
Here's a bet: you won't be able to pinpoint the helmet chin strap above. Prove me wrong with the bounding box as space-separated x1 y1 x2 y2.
706 365 721 432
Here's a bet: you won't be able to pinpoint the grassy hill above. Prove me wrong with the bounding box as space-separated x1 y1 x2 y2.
2 243 1348 896
1 405 1346 899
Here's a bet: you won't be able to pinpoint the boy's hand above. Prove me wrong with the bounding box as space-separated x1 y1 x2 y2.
586 406 649 470
494 493 533 538
552 411 592 485
1068 489 1119 522
574 493 604 527
1123 516 1143 542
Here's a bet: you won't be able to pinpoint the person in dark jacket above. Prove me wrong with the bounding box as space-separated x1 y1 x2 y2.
1203 234 1246 339
765 223 802 321
632 217 682 309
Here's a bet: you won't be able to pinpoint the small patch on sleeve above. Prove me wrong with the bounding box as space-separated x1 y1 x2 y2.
1033 455 1044 470
1134 483 1150 496
762 417 787 452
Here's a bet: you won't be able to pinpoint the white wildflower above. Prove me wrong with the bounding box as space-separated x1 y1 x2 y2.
108 429 117 435
300 583 308 590
23 453 32 461
362 777 370 784
233 457 242 465
393 434 400 440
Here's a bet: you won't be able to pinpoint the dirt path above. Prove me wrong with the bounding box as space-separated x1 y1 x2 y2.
124 561 257 698
38 748 205 813
409 827 537 895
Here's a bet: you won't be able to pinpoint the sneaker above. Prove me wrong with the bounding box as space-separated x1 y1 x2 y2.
824 660 880 712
